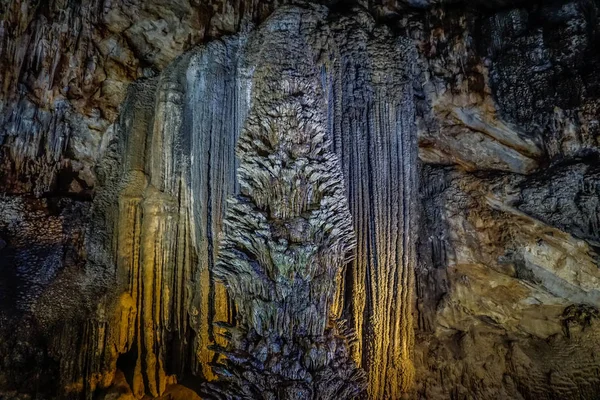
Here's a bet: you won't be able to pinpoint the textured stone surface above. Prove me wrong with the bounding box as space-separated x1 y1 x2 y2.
1 0 600 399
410 2 600 398
0 0 281 197
0 4 417 398
415 164 600 399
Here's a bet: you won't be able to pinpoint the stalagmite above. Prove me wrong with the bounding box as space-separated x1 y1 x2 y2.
206 6 366 399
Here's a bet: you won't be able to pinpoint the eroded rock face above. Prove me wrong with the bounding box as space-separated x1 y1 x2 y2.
0 0 282 197
411 2 600 398
416 164 600 399
405 1 600 173
1 0 600 399
0 196 90 396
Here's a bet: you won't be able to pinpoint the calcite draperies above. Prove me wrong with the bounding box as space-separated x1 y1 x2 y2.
207 8 364 397
83 4 417 399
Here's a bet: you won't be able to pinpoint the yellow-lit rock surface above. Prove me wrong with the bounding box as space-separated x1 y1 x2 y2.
1 1 600 399
73 5 419 398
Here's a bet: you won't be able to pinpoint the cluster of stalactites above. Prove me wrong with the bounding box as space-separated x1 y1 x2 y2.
215 72 355 338
210 10 366 398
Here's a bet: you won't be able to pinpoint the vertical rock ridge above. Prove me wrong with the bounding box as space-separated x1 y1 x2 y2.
322 12 419 398
185 36 252 380
208 6 366 398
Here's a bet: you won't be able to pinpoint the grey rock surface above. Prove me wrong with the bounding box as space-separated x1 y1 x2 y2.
0 0 599 399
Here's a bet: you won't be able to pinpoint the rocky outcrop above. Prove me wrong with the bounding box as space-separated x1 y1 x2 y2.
415 164 600 399
411 2 600 398
1 0 600 399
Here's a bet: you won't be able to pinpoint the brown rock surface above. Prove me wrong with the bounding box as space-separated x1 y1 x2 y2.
1 0 600 399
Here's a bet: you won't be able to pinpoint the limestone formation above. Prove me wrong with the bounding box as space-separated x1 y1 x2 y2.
1 1 600 400
205 8 365 398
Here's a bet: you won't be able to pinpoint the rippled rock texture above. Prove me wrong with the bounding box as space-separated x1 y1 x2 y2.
1 0 600 399
206 10 366 398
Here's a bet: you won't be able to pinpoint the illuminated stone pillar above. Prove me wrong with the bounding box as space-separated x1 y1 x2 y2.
207 6 366 399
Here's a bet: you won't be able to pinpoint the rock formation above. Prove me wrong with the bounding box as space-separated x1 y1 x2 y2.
0 0 599 399
206 9 365 398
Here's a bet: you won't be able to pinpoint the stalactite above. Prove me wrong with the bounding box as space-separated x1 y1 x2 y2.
75 34 253 397
59 4 419 399
185 37 252 380
206 6 366 398
322 12 419 398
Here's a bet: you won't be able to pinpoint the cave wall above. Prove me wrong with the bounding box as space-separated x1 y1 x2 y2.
1 0 600 399
406 1 600 398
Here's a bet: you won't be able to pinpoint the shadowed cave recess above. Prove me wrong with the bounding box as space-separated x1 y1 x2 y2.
1 0 600 399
